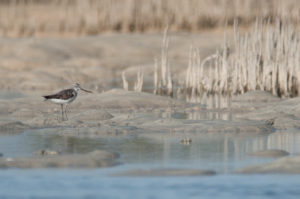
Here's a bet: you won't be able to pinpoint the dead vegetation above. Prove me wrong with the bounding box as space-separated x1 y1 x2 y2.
0 0 300 36
187 18 300 99
184 18 300 100
123 18 300 101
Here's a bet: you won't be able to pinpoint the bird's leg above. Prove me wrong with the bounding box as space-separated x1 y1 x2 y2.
61 104 64 121
65 104 68 120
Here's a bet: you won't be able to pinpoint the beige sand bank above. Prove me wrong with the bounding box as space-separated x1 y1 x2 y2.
0 150 118 169
237 155 300 174
0 32 224 92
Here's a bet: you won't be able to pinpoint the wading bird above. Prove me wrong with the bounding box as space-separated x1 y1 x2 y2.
43 83 92 120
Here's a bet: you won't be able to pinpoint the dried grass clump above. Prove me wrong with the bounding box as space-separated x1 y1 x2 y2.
185 18 300 100
121 67 144 92
1 0 300 36
153 28 173 97
123 18 300 101
121 71 129 91
121 28 172 95
231 18 300 98
185 46 221 102
134 67 144 92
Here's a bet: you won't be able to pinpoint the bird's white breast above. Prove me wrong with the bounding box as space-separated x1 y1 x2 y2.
50 95 77 104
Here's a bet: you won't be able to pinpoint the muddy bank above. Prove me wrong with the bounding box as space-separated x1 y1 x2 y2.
0 150 119 169
237 155 300 174
0 89 274 137
232 91 300 129
113 168 216 177
248 149 290 158
0 120 30 135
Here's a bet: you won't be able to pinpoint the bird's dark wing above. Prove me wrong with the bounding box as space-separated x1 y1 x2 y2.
43 89 75 100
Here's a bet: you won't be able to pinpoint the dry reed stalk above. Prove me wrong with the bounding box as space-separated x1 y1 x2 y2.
121 71 129 91
185 46 202 102
134 67 144 92
153 58 158 94
153 27 173 96
161 27 169 87
167 63 173 96
121 68 144 92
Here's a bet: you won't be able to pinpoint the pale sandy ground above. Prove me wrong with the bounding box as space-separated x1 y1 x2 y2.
0 32 224 92
1 33 300 174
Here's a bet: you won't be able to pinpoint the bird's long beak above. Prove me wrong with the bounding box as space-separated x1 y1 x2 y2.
80 87 93 93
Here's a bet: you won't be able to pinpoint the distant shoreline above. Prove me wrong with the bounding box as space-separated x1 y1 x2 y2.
0 0 299 37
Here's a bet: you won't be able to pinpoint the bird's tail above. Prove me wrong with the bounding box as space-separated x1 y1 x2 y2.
43 95 51 101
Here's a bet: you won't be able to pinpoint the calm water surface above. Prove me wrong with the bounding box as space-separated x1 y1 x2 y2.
0 128 300 199
0 170 300 199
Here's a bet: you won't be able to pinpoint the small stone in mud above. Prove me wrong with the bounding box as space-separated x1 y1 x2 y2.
180 138 192 145
34 149 59 156
0 153 3 157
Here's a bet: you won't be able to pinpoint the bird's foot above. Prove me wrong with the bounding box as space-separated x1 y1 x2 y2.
61 117 68 122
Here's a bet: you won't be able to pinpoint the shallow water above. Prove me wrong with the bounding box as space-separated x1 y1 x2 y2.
1 130 300 169
0 170 300 199
1 128 300 198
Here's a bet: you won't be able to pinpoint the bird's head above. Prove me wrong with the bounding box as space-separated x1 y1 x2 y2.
73 83 92 93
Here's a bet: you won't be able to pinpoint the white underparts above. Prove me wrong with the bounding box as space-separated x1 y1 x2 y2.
49 96 77 104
